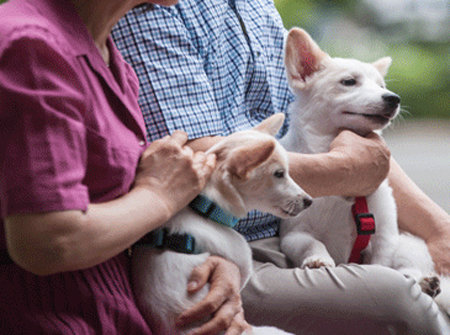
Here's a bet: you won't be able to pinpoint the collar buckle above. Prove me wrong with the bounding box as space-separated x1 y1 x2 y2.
189 195 240 228
136 228 197 254
354 213 376 235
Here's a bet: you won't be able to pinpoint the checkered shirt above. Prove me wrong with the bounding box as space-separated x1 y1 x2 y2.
112 0 294 241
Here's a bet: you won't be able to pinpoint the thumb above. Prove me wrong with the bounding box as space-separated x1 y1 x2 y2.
187 258 215 293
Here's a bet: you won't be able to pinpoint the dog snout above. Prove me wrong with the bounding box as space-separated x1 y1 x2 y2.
303 197 312 209
382 93 400 109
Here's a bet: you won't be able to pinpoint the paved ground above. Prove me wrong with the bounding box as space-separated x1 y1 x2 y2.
383 119 450 213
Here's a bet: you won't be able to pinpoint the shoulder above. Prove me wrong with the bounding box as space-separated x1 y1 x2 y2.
0 1 74 58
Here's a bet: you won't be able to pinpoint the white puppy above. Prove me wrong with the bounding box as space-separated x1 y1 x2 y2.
279 28 449 316
132 114 311 335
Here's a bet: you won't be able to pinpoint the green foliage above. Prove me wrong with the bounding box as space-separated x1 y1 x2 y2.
386 43 449 119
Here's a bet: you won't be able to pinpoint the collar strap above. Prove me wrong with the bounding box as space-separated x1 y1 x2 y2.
188 194 240 228
348 196 376 264
136 228 198 254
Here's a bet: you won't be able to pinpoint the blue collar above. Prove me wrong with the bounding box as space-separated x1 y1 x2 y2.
135 228 198 254
134 196 240 255
188 194 240 228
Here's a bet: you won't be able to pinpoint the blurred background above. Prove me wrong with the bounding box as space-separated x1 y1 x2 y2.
1 0 448 211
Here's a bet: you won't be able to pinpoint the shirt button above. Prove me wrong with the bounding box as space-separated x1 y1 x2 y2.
138 140 145 146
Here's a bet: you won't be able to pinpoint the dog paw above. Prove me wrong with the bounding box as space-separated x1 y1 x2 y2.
419 275 441 298
301 256 335 269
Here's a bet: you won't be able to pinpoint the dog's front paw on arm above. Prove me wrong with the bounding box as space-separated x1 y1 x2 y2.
302 256 336 269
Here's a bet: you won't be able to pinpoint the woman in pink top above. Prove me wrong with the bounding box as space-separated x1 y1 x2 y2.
0 0 248 334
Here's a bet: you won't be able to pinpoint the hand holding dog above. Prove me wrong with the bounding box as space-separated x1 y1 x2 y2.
134 130 216 218
329 130 391 196
176 256 251 335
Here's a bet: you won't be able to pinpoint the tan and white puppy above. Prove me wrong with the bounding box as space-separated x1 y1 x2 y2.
132 114 310 335
279 28 449 316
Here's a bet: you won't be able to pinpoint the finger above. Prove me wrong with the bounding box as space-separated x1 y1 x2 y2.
204 153 216 173
365 131 385 143
192 151 207 168
182 145 195 158
187 301 240 335
186 257 215 293
176 286 228 327
224 311 251 335
170 130 189 146
194 153 216 181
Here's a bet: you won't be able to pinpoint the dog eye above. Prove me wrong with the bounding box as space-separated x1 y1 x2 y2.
340 78 357 86
273 169 285 178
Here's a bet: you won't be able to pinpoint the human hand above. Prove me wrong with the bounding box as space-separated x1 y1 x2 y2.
134 131 216 217
176 256 251 335
329 130 391 196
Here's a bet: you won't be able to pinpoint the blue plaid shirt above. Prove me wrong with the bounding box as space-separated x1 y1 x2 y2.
113 0 294 241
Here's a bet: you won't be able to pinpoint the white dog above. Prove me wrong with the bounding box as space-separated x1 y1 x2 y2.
132 114 311 335
279 28 449 316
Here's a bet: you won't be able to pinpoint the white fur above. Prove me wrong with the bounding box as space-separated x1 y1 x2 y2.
280 28 449 318
132 114 310 334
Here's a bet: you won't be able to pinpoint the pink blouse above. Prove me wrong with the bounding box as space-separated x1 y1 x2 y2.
0 0 152 333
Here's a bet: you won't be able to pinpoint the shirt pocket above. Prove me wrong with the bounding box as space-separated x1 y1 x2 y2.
83 128 142 203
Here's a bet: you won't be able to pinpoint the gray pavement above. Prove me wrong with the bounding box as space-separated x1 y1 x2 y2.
383 119 450 213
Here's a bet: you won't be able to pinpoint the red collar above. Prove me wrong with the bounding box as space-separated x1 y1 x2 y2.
349 197 376 263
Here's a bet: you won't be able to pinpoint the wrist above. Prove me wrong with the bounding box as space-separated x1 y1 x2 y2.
423 211 450 243
129 185 173 225
289 151 348 197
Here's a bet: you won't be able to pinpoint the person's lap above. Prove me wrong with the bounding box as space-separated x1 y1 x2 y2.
242 237 447 335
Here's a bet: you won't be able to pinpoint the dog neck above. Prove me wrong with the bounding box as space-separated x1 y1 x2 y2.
200 175 248 219
282 95 338 154
189 193 240 228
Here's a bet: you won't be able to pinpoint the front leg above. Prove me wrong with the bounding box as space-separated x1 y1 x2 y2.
365 188 399 266
281 231 335 269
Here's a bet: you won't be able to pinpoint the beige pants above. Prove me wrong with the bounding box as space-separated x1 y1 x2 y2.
242 237 448 335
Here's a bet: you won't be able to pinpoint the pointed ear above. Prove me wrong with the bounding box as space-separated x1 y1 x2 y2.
372 57 392 77
228 140 275 179
284 28 328 90
253 113 285 136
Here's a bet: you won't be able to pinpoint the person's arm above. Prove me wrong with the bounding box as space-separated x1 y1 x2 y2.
389 158 450 274
5 132 215 276
289 131 391 197
189 131 391 198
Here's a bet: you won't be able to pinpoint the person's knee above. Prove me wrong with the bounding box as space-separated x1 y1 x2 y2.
360 265 443 334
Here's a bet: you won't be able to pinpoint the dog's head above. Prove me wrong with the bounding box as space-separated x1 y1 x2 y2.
284 28 400 136
204 113 312 218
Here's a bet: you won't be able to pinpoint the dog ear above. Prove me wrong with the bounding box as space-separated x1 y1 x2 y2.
253 113 285 136
284 28 328 90
372 57 392 77
228 140 275 179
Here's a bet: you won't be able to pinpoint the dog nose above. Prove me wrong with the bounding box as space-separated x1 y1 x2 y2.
382 93 401 108
303 197 312 209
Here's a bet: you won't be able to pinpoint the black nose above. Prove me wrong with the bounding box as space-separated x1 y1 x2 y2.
382 93 401 108
303 198 312 208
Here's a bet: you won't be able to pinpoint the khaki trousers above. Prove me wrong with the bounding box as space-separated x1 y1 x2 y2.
242 237 448 335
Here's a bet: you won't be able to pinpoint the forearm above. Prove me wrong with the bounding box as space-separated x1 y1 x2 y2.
389 158 450 240
189 135 382 198
289 151 368 198
5 186 171 275
188 135 223 152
